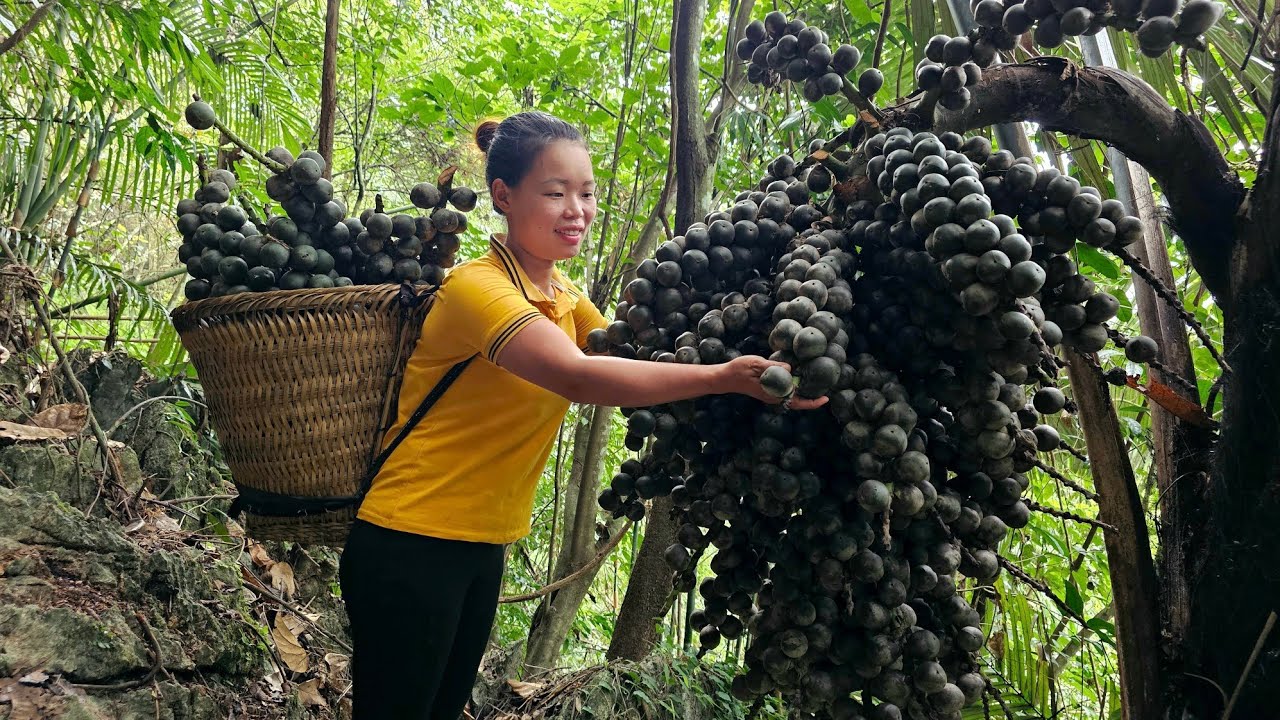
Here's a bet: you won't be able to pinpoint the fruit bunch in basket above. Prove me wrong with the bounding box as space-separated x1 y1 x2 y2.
177 98 479 300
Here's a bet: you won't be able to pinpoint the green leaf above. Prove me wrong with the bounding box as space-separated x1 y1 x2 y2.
1076 243 1121 279
1065 578 1085 616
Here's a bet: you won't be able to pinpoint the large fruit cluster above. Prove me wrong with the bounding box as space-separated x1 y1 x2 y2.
744 1 1224 113
592 125 1159 718
177 100 476 300
738 11 886 102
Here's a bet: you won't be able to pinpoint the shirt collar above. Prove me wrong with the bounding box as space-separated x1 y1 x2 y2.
488 234 582 317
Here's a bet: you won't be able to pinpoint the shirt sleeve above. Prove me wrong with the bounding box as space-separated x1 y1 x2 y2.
435 264 545 363
571 293 609 350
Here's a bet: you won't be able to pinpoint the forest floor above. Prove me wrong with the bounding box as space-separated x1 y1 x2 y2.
0 346 758 720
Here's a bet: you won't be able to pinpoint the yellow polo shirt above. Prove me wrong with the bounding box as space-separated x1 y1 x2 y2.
357 236 607 544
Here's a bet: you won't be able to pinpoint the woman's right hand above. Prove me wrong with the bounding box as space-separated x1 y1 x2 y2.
716 355 829 410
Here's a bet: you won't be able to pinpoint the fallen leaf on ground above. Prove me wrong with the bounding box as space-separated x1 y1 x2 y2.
507 679 541 699
0 421 74 442
17 671 48 686
123 519 146 533
280 611 307 637
268 561 296 600
296 678 328 707
247 542 274 569
271 614 309 673
263 670 284 695
30 404 88 433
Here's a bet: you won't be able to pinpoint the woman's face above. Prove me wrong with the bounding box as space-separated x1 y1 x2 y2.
492 140 597 262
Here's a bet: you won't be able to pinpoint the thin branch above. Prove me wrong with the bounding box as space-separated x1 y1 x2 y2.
1241 0 1268 70
998 555 1089 627
70 612 161 691
499 520 633 604
1025 500 1116 532
0 236 127 497
1111 246 1230 373
1222 611 1277 720
1060 444 1089 465
1033 458 1101 501
872 0 891 68
0 0 60 57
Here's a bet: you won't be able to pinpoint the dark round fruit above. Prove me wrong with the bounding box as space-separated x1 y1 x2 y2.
857 68 884 97
184 101 216 130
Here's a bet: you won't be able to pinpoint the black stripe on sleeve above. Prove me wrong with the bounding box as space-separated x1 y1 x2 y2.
487 310 544 362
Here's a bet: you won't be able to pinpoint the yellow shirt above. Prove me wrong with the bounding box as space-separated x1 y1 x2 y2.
357 236 608 544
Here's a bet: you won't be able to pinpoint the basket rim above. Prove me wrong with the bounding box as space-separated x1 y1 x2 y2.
170 282 437 327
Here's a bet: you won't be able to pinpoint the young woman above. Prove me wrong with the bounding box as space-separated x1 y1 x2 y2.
339 111 825 719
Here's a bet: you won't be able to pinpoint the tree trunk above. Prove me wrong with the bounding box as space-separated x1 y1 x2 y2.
606 0 711 662
316 0 341 177
1063 350 1163 720
1123 160 1215 695
1175 85 1280 715
522 406 614 675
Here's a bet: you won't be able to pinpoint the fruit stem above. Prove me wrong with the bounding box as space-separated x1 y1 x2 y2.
814 151 854 181
209 118 288 175
840 77 885 123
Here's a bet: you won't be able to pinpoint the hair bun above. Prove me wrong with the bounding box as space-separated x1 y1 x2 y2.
475 119 501 154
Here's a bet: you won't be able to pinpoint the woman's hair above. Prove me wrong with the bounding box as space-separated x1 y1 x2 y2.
474 112 586 214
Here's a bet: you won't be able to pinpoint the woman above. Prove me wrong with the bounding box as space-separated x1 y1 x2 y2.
339 111 825 719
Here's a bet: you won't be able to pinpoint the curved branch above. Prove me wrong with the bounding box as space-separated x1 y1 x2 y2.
930 57 1243 301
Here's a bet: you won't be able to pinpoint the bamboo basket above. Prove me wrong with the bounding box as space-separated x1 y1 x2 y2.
170 284 434 546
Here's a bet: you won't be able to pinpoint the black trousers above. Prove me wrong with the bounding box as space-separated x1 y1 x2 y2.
340 518 505 720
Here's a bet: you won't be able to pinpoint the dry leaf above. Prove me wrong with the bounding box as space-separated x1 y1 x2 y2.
272 614 309 673
29 403 88 433
280 611 307 637
507 679 541 699
0 421 73 442
153 514 182 533
18 671 48 686
268 561 296 600
123 519 146 534
323 652 350 688
247 542 274 569
0 342 9 366
296 678 328 707
437 165 458 188
263 669 284 695
1125 375 1216 428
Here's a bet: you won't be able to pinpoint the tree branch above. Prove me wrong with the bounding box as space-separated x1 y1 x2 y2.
0 0 60 57
931 57 1243 301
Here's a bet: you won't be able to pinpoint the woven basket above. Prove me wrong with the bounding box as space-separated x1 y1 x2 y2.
170 284 434 546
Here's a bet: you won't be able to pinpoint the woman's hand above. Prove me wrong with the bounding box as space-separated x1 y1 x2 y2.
716 355 829 410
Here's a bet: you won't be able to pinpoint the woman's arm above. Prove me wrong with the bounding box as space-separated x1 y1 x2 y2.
497 316 828 409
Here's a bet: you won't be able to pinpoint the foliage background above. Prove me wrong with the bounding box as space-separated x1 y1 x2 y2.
1 0 1263 716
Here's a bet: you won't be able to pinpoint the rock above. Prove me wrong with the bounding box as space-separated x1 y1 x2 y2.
0 605 148 681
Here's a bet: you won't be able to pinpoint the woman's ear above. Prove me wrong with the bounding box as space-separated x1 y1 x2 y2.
491 179 513 215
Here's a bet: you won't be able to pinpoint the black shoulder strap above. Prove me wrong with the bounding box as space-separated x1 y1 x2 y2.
356 354 476 499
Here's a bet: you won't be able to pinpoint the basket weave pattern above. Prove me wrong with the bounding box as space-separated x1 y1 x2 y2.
171 284 432 545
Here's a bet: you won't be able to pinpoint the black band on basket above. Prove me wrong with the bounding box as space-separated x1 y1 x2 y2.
228 354 475 519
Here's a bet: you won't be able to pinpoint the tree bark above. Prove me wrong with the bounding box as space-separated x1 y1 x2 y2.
670 0 712 233
1062 349 1163 720
0 0 59 57
522 406 614 675
606 0 718 662
1176 72 1280 717
316 0 341 178
1121 160 1214 693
